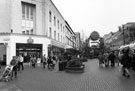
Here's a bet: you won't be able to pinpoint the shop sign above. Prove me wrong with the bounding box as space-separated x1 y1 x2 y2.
27 37 34 44
90 31 100 41
3 38 10 41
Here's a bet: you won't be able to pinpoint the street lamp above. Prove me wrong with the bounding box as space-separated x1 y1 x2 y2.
122 25 125 45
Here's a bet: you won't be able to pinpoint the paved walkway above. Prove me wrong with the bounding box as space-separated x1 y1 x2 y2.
0 59 135 91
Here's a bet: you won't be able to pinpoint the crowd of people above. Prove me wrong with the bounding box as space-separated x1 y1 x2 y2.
98 51 117 68
98 47 135 78
8 54 58 79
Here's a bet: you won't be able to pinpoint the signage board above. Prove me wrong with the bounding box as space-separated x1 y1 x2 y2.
90 31 100 41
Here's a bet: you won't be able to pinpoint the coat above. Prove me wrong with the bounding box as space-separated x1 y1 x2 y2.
120 53 132 68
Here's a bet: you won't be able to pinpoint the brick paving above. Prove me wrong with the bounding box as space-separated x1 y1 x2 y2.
0 59 135 91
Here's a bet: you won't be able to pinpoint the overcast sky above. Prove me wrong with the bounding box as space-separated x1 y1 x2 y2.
52 0 135 37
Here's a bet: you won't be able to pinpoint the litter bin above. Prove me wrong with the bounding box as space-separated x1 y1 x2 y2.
59 61 64 71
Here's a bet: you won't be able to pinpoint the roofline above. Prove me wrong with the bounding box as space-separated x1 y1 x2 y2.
65 21 75 35
50 0 65 20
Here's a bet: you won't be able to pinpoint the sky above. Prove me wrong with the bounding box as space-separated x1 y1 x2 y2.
52 0 135 38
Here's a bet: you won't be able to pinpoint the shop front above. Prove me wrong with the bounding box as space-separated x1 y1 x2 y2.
48 40 65 58
0 33 50 65
16 43 42 63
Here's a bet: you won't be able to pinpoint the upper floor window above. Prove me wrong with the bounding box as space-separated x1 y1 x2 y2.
54 16 56 26
54 31 56 39
30 7 34 20
49 11 52 22
22 4 25 19
49 27 52 38
26 5 29 19
57 20 59 29
61 24 62 31
61 35 62 42
63 27 64 33
21 2 35 34
22 2 35 20
58 33 59 41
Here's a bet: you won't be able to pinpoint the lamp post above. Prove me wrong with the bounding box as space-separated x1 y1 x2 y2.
122 25 125 45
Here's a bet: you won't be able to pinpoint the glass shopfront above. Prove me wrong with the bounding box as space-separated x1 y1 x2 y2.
48 45 64 58
16 43 42 63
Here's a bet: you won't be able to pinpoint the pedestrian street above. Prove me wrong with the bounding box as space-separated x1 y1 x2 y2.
0 59 135 91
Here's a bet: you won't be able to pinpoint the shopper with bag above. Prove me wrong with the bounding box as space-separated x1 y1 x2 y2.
10 56 18 79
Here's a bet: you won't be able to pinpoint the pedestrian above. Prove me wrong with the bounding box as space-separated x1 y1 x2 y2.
18 54 24 70
10 56 18 79
132 51 135 71
120 48 132 78
103 52 109 67
51 56 56 70
98 52 104 67
42 54 47 69
47 56 51 69
31 55 37 68
108 51 116 67
114 50 119 66
0 61 1 69
0 61 1 73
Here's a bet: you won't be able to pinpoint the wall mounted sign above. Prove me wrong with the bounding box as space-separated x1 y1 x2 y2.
27 36 34 44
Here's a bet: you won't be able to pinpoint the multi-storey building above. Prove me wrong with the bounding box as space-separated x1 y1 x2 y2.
65 21 77 50
75 32 81 50
0 0 78 65
103 22 135 50
103 32 114 48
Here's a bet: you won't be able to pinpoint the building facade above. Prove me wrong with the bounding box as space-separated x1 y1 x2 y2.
0 0 78 65
75 32 81 50
65 21 77 49
103 22 135 50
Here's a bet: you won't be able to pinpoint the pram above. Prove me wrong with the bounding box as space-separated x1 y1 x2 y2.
0 65 14 82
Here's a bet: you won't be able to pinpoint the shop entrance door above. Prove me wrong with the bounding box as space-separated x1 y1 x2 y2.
16 43 42 63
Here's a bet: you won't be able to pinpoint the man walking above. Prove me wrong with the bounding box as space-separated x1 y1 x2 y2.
108 51 116 67
18 55 24 70
120 48 132 78
42 54 46 69
98 52 104 67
